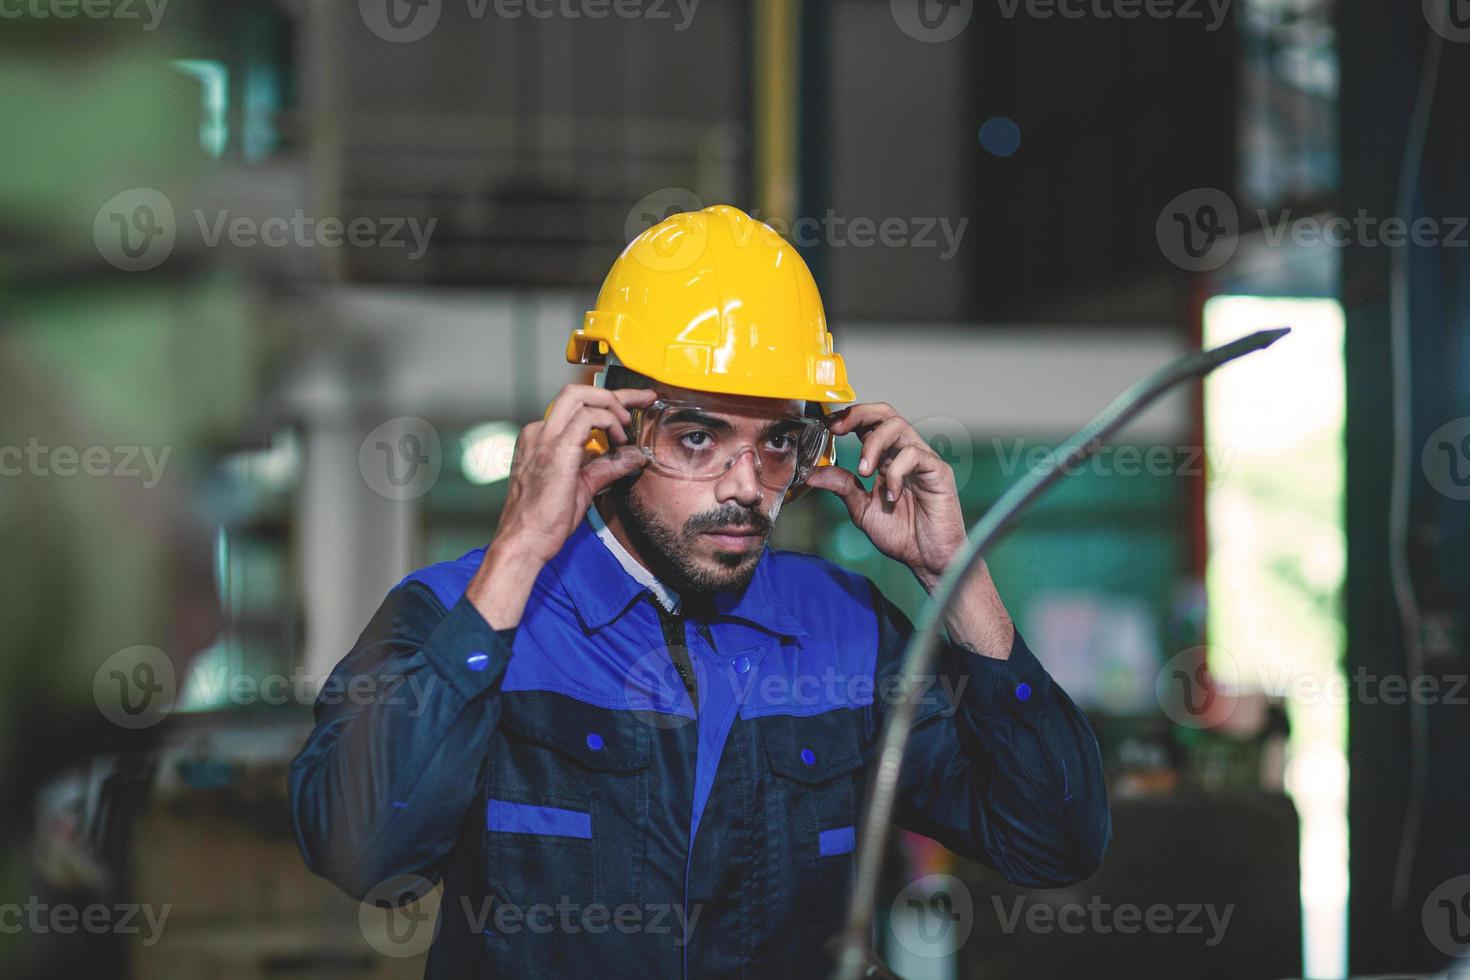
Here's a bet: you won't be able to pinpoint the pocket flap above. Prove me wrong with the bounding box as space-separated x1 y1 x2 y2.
499 693 651 773
759 709 866 784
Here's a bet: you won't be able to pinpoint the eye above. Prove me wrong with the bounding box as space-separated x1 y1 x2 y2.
680 430 716 451
764 432 798 454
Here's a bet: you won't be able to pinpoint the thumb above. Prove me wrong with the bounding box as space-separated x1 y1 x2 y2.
582 445 648 497
802 464 867 521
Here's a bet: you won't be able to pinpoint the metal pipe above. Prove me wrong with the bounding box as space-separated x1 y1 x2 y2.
832 326 1292 980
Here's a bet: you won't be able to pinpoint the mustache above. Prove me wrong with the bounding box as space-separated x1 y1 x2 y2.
684 505 771 537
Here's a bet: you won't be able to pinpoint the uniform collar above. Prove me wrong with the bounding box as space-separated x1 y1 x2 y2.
587 503 681 614
551 510 807 639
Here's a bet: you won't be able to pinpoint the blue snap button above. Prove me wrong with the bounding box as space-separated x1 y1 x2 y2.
734 656 751 674
465 652 490 672
586 733 604 751
1014 682 1032 702
800 748 816 766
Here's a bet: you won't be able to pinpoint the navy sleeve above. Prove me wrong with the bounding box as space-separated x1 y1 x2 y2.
288 582 515 899
869 582 1111 887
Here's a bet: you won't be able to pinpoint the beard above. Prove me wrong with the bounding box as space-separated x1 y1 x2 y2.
615 485 777 599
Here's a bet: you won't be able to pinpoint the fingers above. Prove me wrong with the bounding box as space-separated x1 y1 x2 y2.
544 384 655 440
566 406 626 446
853 416 924 478
825 401 896 436
878 444 933 502
802 464 868 522
581 444 649 497
608 387 659 410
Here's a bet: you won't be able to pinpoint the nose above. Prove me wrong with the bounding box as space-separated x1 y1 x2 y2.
713 447 764 508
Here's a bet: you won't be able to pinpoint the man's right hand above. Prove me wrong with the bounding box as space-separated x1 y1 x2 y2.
465 384 656 628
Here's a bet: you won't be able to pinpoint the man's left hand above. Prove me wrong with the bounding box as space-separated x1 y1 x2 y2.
803 402 968 591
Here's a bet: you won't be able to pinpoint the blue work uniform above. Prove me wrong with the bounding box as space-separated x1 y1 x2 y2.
289 515 1110 977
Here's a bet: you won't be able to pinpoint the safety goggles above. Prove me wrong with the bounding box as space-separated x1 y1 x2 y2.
628 398 830 492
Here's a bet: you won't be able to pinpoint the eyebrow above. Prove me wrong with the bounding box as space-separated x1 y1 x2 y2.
664 408 806 435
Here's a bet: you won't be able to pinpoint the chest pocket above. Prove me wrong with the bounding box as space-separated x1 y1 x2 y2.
486 694 652 908
757 708 870 925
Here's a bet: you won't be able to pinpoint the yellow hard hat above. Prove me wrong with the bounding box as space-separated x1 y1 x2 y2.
567 204 856 404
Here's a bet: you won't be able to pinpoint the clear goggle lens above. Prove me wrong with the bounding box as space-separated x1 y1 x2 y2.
631 399 828 492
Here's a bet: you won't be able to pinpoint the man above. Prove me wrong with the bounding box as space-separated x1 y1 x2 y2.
290 205 1110 977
